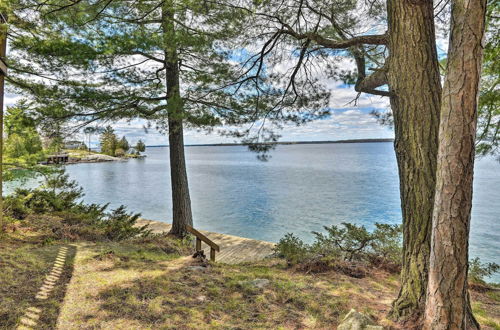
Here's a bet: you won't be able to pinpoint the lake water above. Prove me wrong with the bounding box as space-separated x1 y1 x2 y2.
14 142 500 279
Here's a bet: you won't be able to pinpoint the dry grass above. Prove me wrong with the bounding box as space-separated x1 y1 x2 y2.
471 287 500 330
63 149 99 159
57 242 401 329
64 149 141 159
0 229 75 329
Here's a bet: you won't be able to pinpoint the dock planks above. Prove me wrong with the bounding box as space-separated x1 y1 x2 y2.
136 219 275 264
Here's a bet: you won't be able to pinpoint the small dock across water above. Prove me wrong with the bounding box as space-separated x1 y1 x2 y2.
136 219 275 264
45 153 69 164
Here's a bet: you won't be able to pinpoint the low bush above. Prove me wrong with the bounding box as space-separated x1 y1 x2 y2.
3 170 150 241
273 233 310 265
114 148 125 157
469 257 500 285
4 173 83 217
274 222 402 276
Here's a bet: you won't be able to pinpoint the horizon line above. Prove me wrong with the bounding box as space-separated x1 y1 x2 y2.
145 138 394 148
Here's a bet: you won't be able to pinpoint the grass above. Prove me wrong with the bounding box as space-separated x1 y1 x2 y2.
63 149 99 159
57 243 400 329
2 227 499 329
64 149 142 159
0 229 75 329
471 290 500 329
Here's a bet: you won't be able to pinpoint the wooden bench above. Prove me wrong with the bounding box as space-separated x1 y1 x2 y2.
186 225 220 262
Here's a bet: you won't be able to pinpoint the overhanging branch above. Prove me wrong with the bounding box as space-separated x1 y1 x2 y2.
280 29 387 49
353 49 391 97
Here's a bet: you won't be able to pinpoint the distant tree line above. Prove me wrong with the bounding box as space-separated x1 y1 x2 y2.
99 126 145 157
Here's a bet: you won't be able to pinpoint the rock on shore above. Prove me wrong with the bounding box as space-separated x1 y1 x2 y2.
69 154 124 163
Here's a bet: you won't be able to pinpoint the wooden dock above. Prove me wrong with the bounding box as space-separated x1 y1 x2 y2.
136 219 276 264
46 153 69 164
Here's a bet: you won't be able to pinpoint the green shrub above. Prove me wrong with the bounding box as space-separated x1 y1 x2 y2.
371 223 402 265
5 173 84 218
101 206 150 241
115 148 125 157
3 194 30 219
312 223 373 261
275 223 403 274
4 169 149 241
469 257 500 284
274 233 310 265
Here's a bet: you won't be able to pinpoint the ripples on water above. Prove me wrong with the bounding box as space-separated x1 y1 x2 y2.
11 142 499 280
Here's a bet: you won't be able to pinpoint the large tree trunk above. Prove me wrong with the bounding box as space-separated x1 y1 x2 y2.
385 0 442 320
423 0 487 328
163 1 193 237
167 114 193 237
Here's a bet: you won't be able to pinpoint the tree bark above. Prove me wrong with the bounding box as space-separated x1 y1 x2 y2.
386 0 442 320
167 113 193 237
424 0 487 328
162 1 193 237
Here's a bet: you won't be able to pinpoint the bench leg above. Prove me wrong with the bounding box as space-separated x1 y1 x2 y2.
196 237 201 251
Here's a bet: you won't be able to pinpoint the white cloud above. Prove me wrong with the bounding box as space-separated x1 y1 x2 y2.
5 47 393 146
5 81 393 146
5 93 22 106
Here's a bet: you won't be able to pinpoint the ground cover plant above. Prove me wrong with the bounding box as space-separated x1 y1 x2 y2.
274 223 403 276
274 224 500 289
3 170 150 241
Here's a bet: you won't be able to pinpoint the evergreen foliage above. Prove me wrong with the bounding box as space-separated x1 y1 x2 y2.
6 0 262 133
117 136 129 153
99 126 118 156
83 125 104 152
135 139 146 153
4 169 150 241
476 4 500 157
274 223 402 271
3 102 45 165
469 258 500 285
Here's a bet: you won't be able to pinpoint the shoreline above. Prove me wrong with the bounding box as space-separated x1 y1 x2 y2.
43 151 146 165
147 138 395 148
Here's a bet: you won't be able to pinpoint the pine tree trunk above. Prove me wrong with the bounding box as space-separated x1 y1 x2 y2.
423 1 487 328
163 1 193 237
385 0 442 320
167 114 193 237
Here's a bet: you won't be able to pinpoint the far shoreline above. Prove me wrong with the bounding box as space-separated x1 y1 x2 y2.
146 138 395 148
